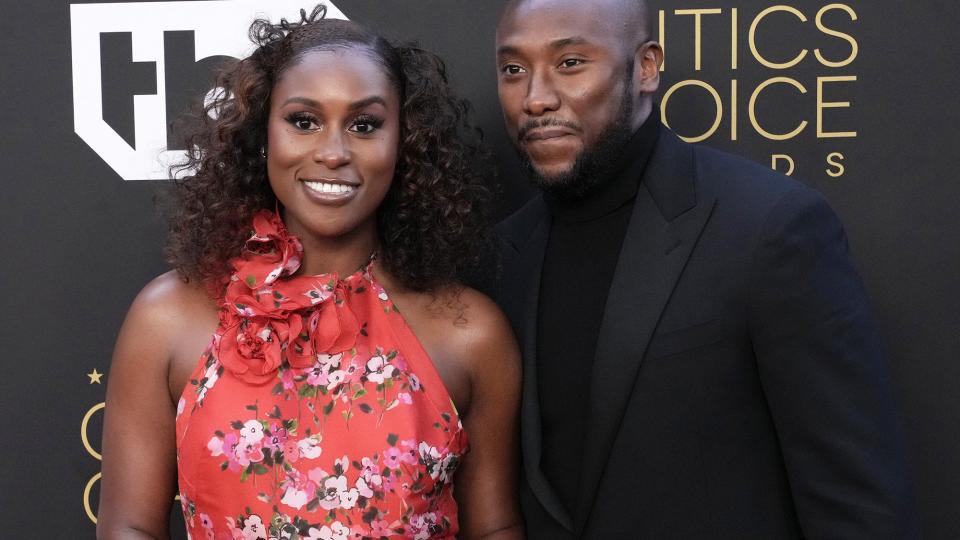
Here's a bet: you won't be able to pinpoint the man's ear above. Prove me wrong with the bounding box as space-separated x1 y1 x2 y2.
634 41 663 94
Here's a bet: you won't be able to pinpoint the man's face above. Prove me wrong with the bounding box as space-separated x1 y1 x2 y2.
496 0 638 194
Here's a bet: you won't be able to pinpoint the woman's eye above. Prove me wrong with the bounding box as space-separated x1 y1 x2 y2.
353 122 375 134
350 116 384 135
288 114 318 131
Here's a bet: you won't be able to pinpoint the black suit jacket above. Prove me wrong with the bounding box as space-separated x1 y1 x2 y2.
496 127 920 539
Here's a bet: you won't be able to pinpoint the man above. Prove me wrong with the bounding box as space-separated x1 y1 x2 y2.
493 0 920 538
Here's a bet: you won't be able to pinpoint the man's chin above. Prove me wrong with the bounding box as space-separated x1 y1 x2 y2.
529 162 576 185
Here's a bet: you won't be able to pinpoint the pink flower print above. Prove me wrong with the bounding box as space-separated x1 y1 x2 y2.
240 420 265 444
393 355 408 372
400 439 420 465
365 355 396 384
280 486 309 510
384 446 404 469
235 441 265 467
264 425 287 453
359 457 383 488
241 515 268 540
305 363 329 387
355 477 374 498
398 392 413 405
176 397 186 417
303 283 334 305
419 442 443 480
319 475 349 510
283 439 300 463
207 436 225 457
307 467 328 490
406 512 439 540
369 520 393 537
375 284 389 302
318 352 343 370
327 370 347 391
305 522 349 540
438 453 461 484
408 373 421 391
297 435 322 459
199 513 214 529
381 473 396 492
197 361 221 402
226 517 243 540
348 525 370 539
210 432 243 472
280 368 295 390
235 304 257 318
340 487 360 509
344 358 364 384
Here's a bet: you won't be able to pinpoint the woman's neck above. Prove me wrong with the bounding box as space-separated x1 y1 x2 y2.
289 219 379 277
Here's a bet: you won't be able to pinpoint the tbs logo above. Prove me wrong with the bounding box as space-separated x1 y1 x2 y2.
70 0 347 181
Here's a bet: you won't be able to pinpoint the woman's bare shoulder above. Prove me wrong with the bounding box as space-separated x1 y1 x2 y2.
133 270 216 318
115 271 220 397
416 285 520 372
124 271 218 341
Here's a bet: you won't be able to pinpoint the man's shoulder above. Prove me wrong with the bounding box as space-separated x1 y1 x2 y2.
692 142 804 200
495 194 548 254
662 132 819 220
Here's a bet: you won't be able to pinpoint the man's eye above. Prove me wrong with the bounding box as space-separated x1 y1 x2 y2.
502 64 525 75
560 58 584 68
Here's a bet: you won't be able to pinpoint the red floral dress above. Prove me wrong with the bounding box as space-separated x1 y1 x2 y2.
175 211 467 540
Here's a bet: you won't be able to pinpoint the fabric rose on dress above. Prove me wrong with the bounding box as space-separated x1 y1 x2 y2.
214 210 363 383
236 211 303 288
217 313 291 384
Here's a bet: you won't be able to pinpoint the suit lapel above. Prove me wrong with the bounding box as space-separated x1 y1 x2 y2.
503 198 575 531
575 130 717 531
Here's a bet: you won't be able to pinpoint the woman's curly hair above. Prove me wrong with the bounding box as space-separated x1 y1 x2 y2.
164 5 495 293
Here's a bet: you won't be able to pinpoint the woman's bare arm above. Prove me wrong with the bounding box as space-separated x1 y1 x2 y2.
97 272 216 539
446 289 524 539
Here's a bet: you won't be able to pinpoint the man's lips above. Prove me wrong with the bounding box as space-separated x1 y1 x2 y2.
523 127 575 141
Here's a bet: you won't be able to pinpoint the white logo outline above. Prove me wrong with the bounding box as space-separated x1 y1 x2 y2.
70 0 347 181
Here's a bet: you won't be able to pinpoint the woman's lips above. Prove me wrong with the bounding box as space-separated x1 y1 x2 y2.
300 178 359 205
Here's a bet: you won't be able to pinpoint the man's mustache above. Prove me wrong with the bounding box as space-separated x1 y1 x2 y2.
518 118 582 142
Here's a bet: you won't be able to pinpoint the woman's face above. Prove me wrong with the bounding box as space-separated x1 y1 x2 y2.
266 48 400 244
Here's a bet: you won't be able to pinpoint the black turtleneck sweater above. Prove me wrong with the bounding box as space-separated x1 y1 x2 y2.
537 112 660 516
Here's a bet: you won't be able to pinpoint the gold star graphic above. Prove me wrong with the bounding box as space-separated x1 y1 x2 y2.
87 369 103 385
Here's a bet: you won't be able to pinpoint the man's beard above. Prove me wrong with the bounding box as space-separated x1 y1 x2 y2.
517 90 635 201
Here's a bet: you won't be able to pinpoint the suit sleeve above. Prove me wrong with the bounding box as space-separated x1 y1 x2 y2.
747 187 921 539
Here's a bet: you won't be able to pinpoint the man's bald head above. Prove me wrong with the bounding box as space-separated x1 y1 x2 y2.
499 0 652 53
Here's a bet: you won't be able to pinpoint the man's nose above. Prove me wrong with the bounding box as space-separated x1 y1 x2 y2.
523 72 560 116
312 129 351 169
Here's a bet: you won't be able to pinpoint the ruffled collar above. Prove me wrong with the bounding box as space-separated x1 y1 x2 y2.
214 210 369 384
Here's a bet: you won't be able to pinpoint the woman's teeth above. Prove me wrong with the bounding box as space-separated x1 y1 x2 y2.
304 181 355 194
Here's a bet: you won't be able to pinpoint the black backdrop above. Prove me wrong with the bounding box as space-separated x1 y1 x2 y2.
1 1 957 537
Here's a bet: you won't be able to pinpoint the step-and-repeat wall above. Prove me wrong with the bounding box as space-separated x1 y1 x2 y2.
1 1 957 537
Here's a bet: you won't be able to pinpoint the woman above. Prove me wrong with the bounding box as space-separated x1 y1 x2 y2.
97 7 522 539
